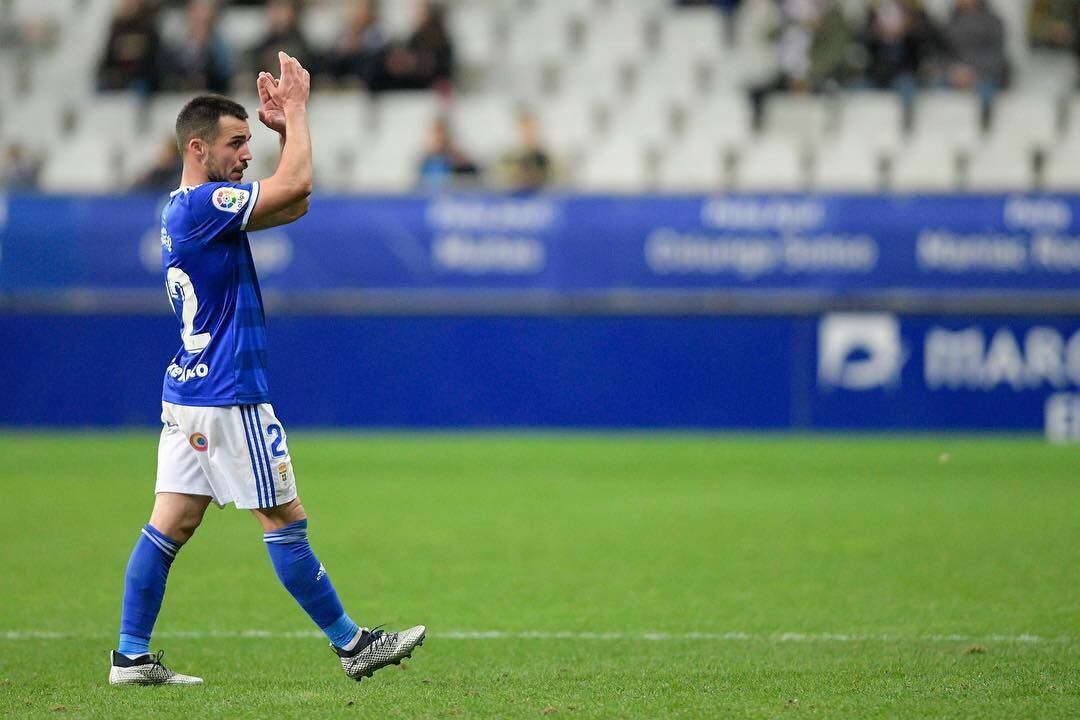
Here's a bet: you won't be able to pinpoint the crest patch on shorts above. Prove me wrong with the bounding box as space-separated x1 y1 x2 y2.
189 432 209 452
212 187 249 213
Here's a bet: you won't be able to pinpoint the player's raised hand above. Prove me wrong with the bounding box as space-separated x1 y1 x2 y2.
257 72 287 134
264 51 310 111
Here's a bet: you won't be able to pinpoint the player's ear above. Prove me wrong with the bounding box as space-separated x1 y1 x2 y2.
188 137 206 160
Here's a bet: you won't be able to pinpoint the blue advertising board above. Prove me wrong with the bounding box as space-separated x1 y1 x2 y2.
1 312 1077 435
2 193 1080 296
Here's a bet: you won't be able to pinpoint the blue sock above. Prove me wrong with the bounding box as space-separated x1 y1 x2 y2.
118 524 182 656
264 520 360 648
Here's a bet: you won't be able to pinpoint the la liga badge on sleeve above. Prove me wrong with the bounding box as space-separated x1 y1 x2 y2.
213 187 249 213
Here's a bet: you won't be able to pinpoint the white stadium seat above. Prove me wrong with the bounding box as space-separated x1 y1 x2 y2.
77 92 144 140
890 138 959 193
835 92 905 154
735 136 805 192
604 96 675 152
655 138 724 192
764 93 833 144
965 140 1036 192
634 52 703 106
349 136 426 193
39 135 116 192
657 6 727 64
448 4 500 70
301 4 345 52
374 92 443 145
1041 137 1080 190
217 7 267 56
577 140 650 192
814 139 882 192
989 93 1059 152
580 6 652 69
535 94 598 158
911 91 982 152
680 91 754 152
449 94 518 161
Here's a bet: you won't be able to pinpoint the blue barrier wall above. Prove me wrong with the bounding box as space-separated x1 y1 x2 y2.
2 312 1077 432
2 194 1078 433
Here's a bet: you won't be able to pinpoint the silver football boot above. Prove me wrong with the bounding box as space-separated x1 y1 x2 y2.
108 650 203 685
333 625 426 681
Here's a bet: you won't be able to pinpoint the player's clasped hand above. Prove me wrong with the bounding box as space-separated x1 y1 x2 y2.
264 51 310 111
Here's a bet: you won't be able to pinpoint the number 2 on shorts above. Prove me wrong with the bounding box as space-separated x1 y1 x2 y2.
266 423 286 458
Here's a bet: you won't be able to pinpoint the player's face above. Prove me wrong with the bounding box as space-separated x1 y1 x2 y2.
205 116 253 183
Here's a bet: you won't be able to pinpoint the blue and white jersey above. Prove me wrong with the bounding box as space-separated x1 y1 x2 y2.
160 181 268 406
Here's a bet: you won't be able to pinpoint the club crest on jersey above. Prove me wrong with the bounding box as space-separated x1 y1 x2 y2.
189 433 209 452
212 187 249 214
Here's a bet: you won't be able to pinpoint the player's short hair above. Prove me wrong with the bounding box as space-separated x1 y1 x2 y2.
175 95 249 154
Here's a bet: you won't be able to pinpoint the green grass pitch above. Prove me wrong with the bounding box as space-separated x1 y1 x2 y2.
1 433 1077 718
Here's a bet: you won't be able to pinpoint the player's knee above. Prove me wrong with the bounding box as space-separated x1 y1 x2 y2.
151 509 204 544
252 497 307 531
175 511 204 541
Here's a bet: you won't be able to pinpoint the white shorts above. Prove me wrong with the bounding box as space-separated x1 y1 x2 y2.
156 401 298 510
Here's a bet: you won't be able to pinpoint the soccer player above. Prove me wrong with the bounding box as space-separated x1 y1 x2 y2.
108 51 425 685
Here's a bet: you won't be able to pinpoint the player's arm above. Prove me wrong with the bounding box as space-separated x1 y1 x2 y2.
248 129 309 231
248 52 312 231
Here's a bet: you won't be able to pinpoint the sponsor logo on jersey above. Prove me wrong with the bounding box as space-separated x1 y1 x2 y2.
167 362 210 382
189 433 209 452
212 187 250 214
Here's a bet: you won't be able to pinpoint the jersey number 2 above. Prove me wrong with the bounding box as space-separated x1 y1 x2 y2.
166 267 211 352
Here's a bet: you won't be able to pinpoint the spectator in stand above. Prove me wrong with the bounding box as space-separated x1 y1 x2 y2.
247 0 313 81
940 0 1008 108
97 0 163 93
0 143 42 191
162 0 233 94
862 1 943 105
749 0 858 123
417 116 479 190
773 0 859 92
324 0 386 89
1028 0 1080 52
370 1 454 93
131 136 182 192
500 110 551 192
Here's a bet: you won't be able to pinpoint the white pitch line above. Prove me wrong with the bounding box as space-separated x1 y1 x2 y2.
0 630 1072 644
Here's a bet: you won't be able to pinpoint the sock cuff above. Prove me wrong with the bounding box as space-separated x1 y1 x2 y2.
264 518 309 545
142 524 182 558
118 632 151 656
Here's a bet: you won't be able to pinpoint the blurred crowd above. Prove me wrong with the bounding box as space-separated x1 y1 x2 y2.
95 0 454 96
3 0 1080 193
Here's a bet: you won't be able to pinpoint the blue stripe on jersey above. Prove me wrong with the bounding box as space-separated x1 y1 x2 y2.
240 405 266 508
234 307 265 327
254 406 277 506
238 350 269 371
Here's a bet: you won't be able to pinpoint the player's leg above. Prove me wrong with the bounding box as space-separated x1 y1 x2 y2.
110 406 216 686
253 498 364 650
118 492 210 657
253 497 426 681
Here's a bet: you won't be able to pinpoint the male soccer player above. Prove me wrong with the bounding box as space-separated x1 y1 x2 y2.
109 52 425 685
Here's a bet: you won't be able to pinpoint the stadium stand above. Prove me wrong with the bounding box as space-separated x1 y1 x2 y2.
0 0 1077 193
